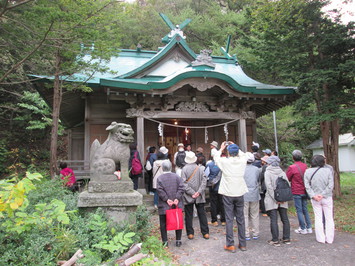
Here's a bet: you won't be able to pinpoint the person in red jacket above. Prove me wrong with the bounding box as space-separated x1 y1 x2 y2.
59 162 77 192
286 150 312 234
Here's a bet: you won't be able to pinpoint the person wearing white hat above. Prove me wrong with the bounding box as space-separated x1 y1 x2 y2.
181 151 209 240
152 147 170 209
173 143 186 177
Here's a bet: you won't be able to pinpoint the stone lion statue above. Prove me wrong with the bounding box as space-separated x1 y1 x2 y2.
90 122 134 181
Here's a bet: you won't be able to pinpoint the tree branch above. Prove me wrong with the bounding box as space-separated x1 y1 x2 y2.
0 21 54 83
0 0 34 18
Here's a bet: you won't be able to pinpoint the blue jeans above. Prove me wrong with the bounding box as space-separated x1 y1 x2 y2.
293 194 312 230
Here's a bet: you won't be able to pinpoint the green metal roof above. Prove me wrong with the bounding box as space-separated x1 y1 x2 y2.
32 31 295 95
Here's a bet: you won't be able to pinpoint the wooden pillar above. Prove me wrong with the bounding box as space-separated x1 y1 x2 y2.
238 118 247 152
136 116 145 190
84 97 90 162
252 121 257 142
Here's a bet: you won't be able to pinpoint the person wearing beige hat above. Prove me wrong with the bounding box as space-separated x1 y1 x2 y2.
210 141 218 159
173 143 186 177
181 151 209 240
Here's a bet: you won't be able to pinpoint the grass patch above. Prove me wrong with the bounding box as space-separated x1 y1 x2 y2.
334 172 355 233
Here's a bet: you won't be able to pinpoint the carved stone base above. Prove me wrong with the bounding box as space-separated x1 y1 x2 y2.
78 190 143 207
78 190 143 222
88 180 134 193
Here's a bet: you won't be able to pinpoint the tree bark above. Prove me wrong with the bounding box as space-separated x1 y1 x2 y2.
50 50 62 179
320 119 341 198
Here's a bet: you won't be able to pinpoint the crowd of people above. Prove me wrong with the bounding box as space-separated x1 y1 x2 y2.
146 140 335 251
59 139 335 251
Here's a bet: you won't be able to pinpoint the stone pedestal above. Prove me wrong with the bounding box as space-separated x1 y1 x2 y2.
78 179 143 223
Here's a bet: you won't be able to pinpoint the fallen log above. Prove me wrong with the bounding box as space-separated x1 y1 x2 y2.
124 253 147 266
61 249 84 266
115 243 142 264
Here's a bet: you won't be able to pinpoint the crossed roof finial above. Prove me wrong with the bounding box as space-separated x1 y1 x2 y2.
159 13 191 43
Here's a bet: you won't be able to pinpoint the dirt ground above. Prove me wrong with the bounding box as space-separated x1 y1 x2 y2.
152 212 354 266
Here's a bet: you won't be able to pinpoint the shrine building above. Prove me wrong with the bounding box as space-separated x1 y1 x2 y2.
33 14 297 178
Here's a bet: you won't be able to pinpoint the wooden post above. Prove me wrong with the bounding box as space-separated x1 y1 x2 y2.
84 96 90 162
136 116 145 189
238 118 247 152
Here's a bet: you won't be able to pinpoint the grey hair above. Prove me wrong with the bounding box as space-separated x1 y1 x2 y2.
292 150 303 161
162 160 172 172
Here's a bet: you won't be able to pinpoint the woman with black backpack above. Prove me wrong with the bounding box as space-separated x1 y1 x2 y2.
264 155 291 247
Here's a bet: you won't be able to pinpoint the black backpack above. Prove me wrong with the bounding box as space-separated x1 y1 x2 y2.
175 151 186 168
274 176 293 202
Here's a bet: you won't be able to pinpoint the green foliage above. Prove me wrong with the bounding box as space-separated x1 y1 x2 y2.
140 235 172 263
15 91 65 134
93 231 135 253
130 205 153 241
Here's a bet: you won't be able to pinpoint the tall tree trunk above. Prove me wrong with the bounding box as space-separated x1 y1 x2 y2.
50 50 62 179
320 119 341 198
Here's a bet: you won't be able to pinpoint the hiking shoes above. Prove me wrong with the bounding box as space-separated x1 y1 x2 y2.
253 236 259 240
245 237 251 241
221 222 226 226
268 240 281 247
176 240 182 247
238 244 247 251
307 228 313 234
188 234 194 240
208 221 219 227
295 228 307 234
203 234 210 239
224 245 236 253
281 239 291 245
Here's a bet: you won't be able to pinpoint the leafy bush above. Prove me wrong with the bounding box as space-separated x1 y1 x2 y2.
0 173 140 265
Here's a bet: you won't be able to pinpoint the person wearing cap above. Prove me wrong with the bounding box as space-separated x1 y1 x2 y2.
243 152 261 241
181 151 209 240
262 149 272 156
156 160 185 247
264 155 291 247
214 141 248 253
286 150 312 235
152 147 170 209
174 143 186 177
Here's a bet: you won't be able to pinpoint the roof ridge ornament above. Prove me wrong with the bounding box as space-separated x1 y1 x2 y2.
191 49 215 68
220 35 237 61
159 13 191 43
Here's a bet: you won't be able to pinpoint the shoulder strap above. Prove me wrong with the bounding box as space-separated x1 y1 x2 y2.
310 167 321 185
295 164 304 178
153 166 161 177
186 166 199 183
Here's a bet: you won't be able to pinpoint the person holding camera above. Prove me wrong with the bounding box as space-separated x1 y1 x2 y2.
214 141 248 253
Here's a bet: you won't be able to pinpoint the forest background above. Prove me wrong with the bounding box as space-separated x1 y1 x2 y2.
0 0 354 197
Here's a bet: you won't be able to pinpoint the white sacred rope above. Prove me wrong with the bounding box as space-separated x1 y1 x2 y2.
144 117 239 129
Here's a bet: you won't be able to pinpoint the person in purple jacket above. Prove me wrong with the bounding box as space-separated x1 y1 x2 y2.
286 150 312 234
157 160 185 247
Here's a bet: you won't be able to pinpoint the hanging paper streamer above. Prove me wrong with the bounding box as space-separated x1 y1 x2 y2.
185 127 188 141
224 123 229 141
205 128 208 144
158 123 163 137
